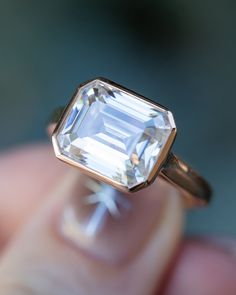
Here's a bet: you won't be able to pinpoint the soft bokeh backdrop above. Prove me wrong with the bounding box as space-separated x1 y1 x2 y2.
0 0 235 235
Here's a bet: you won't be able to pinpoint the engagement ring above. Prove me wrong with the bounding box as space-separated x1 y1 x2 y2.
48 78 211 207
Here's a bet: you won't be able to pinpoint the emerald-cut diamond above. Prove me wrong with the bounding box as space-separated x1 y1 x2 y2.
53 78 176 190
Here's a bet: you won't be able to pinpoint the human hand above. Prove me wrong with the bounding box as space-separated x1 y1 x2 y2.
0 144 235 295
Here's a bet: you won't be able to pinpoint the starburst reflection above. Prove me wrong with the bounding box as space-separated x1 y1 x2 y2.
82 179 132 237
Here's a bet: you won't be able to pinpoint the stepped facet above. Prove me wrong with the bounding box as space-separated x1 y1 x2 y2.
53 79 176 190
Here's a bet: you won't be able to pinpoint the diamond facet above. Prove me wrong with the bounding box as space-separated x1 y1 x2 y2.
53 78 176 190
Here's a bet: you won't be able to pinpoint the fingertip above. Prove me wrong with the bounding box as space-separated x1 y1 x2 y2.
0 143 66 245
162 238 236 295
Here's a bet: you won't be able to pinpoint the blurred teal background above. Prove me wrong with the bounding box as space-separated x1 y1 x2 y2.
0 0 235 235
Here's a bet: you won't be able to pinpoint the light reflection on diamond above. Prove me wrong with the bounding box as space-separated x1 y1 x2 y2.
55 79 175 189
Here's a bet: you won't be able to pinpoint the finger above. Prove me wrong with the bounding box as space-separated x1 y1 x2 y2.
0 144 66 247
0 166 184 294
162 237 236 295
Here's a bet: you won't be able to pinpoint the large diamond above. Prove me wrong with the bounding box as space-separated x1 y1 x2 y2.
53 78 176 190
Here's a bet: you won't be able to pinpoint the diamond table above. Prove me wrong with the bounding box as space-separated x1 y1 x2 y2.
53 78 176 190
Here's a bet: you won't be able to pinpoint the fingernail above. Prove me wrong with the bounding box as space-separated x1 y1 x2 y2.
58 173 172 265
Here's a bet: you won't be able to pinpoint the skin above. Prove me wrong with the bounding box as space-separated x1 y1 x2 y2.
0 143 235 295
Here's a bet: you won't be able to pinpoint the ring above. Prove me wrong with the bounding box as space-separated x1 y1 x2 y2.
48 77 212 207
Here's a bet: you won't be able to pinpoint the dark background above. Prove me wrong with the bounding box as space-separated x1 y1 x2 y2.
0 0 235 235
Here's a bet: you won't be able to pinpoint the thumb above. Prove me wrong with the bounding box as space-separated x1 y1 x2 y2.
0 169 184 295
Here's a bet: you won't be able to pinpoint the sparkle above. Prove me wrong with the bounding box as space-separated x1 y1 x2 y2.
54 78 176 189
82 179 131 236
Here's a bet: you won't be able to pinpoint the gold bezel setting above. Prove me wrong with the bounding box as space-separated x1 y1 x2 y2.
52 77 177 193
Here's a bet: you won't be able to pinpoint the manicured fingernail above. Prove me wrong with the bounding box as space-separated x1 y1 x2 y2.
58 173 171 265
